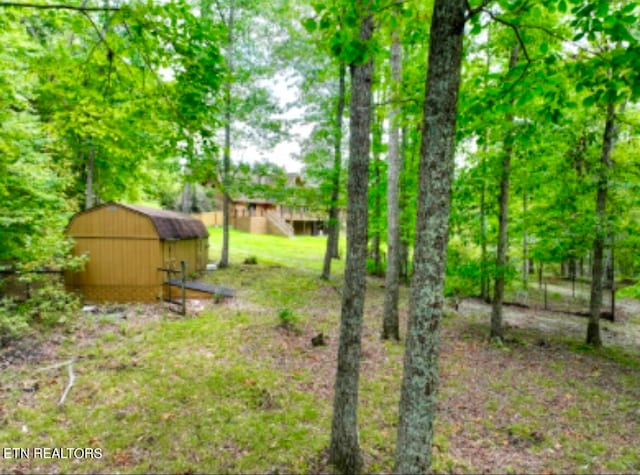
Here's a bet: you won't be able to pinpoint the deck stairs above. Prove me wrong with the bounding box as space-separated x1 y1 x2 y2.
266 211 294 237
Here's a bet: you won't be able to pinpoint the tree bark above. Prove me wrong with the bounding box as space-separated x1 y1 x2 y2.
218 1 235 269
394 0 465 472
490 44 519 343
587 101 617 347
382 3 402 341
321 60 346 280
328 4 373 473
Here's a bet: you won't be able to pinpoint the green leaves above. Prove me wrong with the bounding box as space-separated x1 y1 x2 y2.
303 0 376 65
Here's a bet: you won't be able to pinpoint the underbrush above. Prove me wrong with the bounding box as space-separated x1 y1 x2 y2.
0 281 81 346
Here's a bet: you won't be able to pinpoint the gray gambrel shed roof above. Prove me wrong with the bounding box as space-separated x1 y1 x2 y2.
70 202 209 240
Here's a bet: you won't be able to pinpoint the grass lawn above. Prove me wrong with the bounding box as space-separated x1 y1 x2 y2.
1 228 639 474
207 227 347 275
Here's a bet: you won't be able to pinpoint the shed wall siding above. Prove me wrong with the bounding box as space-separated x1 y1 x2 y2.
69 238 162 287
66 204 209 303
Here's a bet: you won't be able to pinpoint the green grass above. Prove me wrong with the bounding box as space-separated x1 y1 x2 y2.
2 310 328 474
1 230 639 474
207 227 346 275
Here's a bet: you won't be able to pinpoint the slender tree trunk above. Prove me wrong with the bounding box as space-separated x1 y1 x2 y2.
371 143 382 275
394 0 465 472
398 126 412 284
604 244 614 289
588 101 617 347
370 91 384 276
490 44 519 343
322 60 346 280
382 4 402 341
522 191 528 289
538 261 543 289
328 4 373 473
610 238 615 321
182 182 189 213
219 2 235 269
479 38 491 302
480 143 489 301
85 141 95 209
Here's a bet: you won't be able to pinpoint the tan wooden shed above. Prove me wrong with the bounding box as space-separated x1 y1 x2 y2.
65 202 209 302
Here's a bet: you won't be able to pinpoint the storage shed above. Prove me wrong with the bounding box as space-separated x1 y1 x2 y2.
65 202 209 302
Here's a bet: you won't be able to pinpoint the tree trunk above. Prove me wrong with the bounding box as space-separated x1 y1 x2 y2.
219 2 235 269
398 126 412 284
371 147 382 275
479 38 491 302
328 4 373 473
480 143 489 301
522 191 528 289
181 181 191 213
604 244 614 290
321 60 346 280
490 44 519 343
382 4 402 341
610 239 615 322
85 141 95 210
538 261 543 289
394 0 465 472
588 101 617 347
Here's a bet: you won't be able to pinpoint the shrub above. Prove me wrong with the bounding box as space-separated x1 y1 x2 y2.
25 282 81 327
244 256 258 265
0 281 81 346
278 307 300 330
0 298 29 346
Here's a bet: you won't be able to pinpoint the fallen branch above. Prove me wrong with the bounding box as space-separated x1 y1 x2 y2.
58 361 75 406
36 358 76 406
36 359 75 372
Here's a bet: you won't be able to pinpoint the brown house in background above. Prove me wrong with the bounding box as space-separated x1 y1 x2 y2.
194 196 326 237
65 203 209 302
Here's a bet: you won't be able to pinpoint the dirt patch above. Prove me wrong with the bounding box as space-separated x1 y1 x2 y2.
461 297 640 351
0 333 61 371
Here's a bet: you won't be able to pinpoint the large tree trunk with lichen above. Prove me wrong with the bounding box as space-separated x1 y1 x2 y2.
393 0 465 472
382 1 402 341
588 101 617 347
321 60 346 280
490 44 519 343
328 3 373 473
